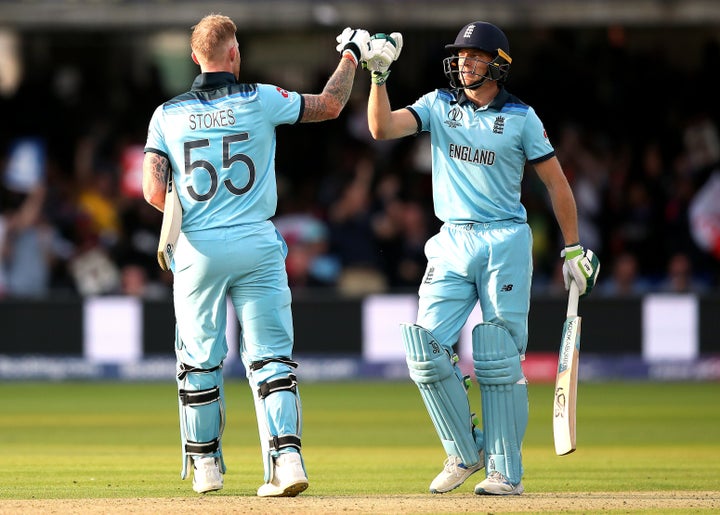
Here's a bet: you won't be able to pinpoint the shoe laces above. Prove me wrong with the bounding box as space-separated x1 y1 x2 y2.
443 455 464 475
487 470 508 483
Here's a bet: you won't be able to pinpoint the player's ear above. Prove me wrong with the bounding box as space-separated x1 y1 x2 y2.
191 52 200 65
229 44 239 63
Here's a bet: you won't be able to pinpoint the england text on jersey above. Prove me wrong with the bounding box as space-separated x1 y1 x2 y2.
448 143 496 166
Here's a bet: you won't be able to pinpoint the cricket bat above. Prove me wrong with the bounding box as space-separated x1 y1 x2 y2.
553 280 581 456
156 172 182 271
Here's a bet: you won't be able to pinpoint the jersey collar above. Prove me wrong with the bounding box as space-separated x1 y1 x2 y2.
191 72 237 90
456 87 510 111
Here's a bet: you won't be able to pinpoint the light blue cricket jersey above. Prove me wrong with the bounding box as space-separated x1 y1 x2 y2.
407 87 555 224
145 72 303 232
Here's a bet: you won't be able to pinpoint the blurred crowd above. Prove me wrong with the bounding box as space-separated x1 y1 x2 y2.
1 26 719 299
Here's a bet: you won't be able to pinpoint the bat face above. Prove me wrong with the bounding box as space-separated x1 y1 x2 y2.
557 317 580 376
553 314 581 455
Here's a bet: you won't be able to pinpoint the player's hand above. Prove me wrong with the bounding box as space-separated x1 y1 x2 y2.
336 27 371 66
365 32 403 73
561 243 600 297
363 32 403 85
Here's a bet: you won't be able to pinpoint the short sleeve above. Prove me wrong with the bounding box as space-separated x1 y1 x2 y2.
406 91 438 133
522 107 555 163
257 84 304 126
144 104 168 157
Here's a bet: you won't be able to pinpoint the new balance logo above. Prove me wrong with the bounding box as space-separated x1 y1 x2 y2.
501 284 514 292
423 267 435 284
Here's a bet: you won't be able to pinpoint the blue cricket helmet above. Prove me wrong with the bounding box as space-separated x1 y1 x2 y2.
443 21 512 89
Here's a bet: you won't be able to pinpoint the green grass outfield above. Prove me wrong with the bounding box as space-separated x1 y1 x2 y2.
1 380 719 511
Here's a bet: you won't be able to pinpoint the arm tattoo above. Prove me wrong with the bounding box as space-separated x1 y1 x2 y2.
149 153 170 185
302 59 355 122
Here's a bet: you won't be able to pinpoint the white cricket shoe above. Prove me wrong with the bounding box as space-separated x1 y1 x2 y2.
192 456 223 494
474 470 524 495
429 451 484 494
256 452 309 497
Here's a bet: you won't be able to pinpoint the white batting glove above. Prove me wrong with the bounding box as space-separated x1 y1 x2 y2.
364 32 403 85
336 27 371 66
561 243 601 297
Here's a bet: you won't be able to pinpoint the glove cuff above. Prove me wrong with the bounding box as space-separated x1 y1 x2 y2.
562 243 583 260
342 49 359 67
371 70 391 86
342 45 361 66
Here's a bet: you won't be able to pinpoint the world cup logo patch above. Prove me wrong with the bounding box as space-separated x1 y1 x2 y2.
444 107 463 128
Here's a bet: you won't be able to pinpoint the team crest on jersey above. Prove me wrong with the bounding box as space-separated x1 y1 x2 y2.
276 87 289 98
444 107 463 128
493 116 505 134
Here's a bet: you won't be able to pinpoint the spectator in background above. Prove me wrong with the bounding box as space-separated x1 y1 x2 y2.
325 155 387 293
75 169 122 249
663 155 698 261
555 123 605 255
274 212 340 288
69 129 125 295
689 169 720 263
115 197 171 293
1 26 720 297
119 262 169 298
119 263 149 296
373 195 430 289
634 141 672 276
658 252 710 294
0 137 74 297
597 251 649 297
0 184 52 297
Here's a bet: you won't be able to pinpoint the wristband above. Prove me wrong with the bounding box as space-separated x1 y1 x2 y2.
342 49 358 67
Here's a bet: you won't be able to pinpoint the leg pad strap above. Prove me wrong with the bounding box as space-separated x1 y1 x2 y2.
269 434 302 453
180 386 220 406
257 374 298 399
185 438 220 455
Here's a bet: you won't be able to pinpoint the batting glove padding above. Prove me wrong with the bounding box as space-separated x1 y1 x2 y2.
336 27 371 66
365 32 403 72
364 32 403 85
561 243 600 297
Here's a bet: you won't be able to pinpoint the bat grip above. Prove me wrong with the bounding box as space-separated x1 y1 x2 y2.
567 280 580 317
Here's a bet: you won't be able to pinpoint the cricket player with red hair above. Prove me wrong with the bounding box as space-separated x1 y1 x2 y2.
143 14 372 496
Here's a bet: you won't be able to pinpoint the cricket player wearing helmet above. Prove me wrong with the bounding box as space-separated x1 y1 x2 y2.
366 22 599 495
143 14 372 496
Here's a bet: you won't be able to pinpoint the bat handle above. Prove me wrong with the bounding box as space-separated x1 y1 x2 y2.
567 280 580 317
